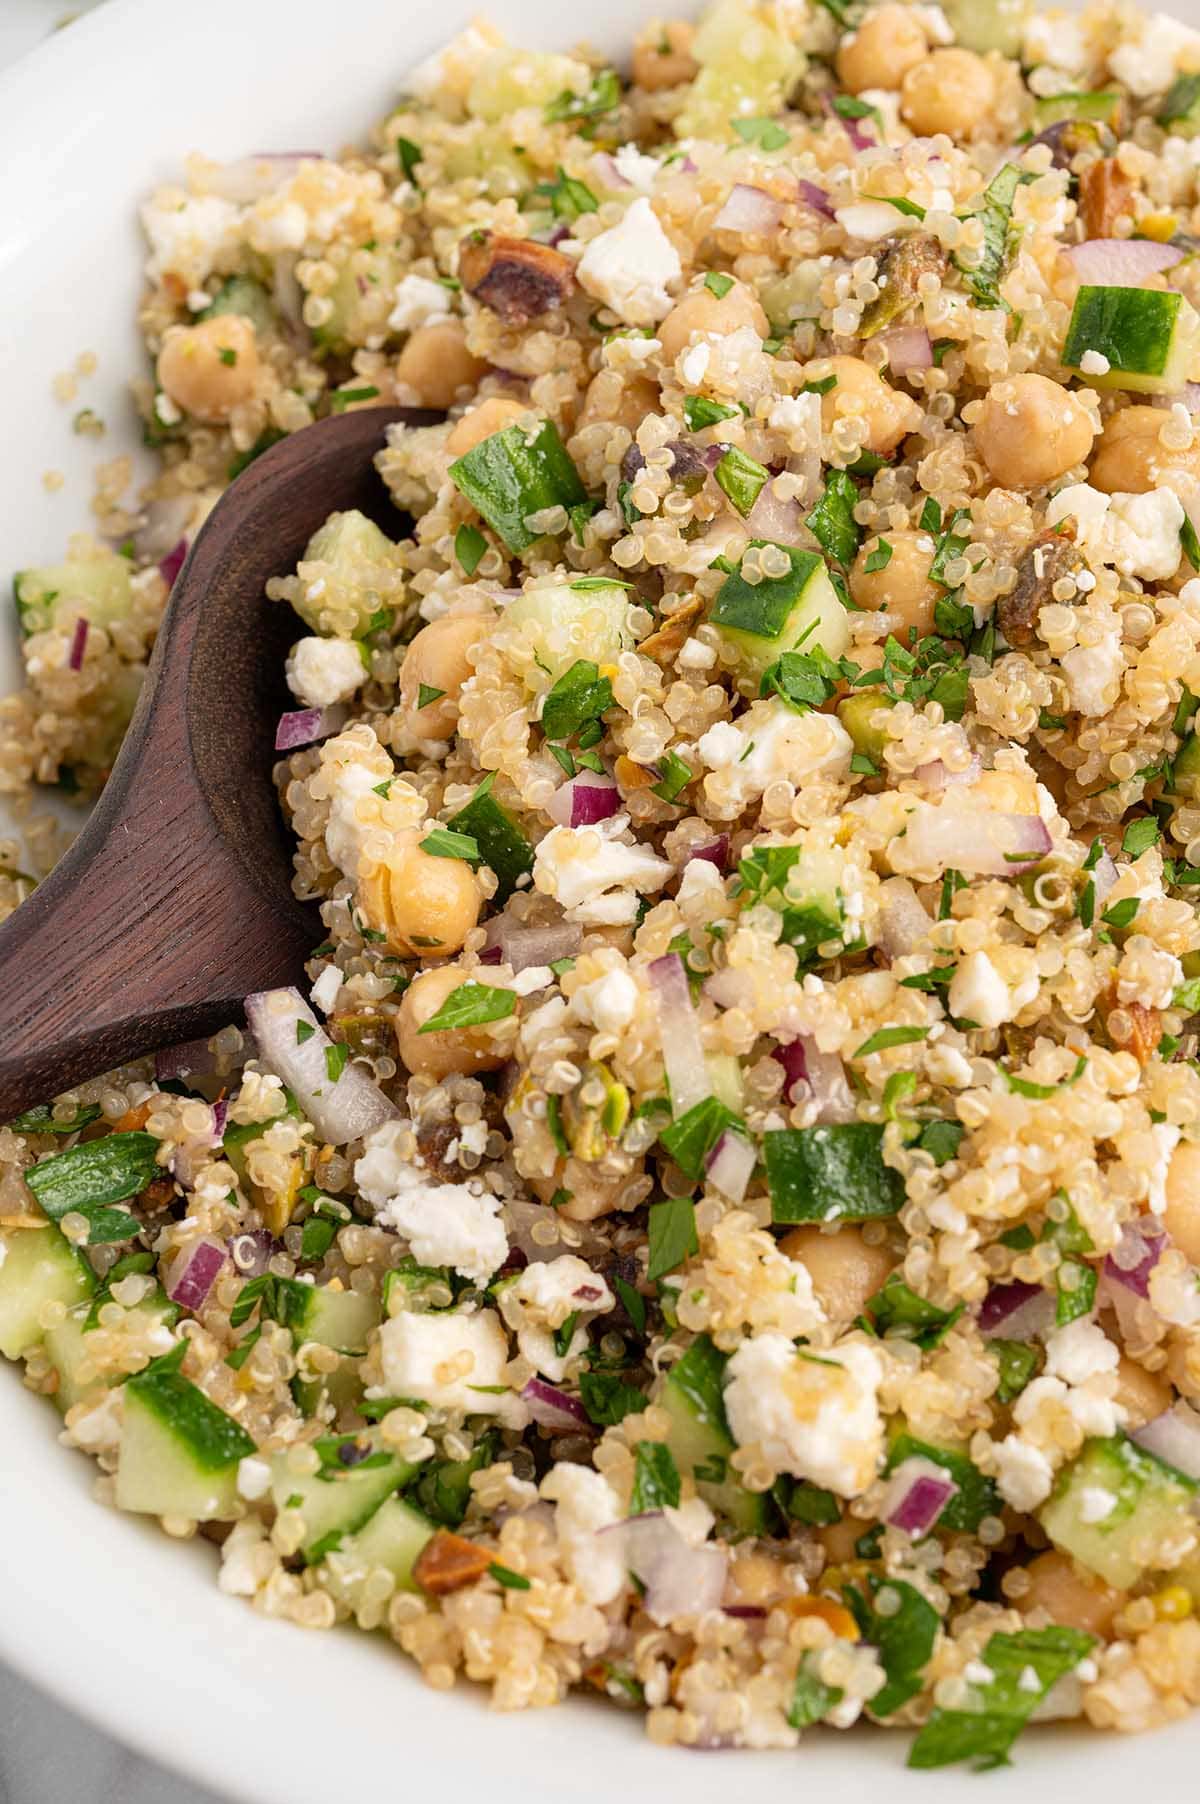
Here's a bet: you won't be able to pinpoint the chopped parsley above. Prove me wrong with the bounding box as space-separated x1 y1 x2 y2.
630 1441 681 1512
1001 1054 1087 1099
704 271 735 299
908 1626 1094 1769
805 468 860 567
646 1195 698 1282
418 827 479 862
714 446 770 517
454 522 487 576
863 538 893 574
659 1096 740 1182
731 116 790 151
541 659 613 741
681 394 740 431
853 1025 931 1059
417 982 516 1035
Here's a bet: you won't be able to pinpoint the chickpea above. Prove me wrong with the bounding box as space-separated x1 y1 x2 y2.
778 1224 895 1322
399 611 491 739
357 829 482 958
395 319 486 411
576 372 660 436
1114 1353 1174 1431
658 280 768 367
631 18 698 91
1090 403 1200 495
900 48 996 139
395 964 513 1078
1021 1551 1121 1638
156 316 260 423
726 1550 788 1607
816 1517 860 1565
1165 1141 1200 1265
850 529 942 637
807 355 923 457
974 373 1095 490
444 395 531 459
836 4 928 93
530 1158 625 1222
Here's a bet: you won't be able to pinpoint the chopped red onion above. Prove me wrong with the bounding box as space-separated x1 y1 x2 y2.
713 184 782 235
879 326 933 378
746 478 805 544
913 755 981 794
1104 1221 1165 1298
165 1237 226 1311
158 538 189 590
478 945 504 965
1066 238 1183 287
545 772 620 829
1133 1402 1200 1479
706 1130 756 1201
649 953 711 1117
877 876 934 962
244 986 399 1144
274 704 348 752
882 1456 958 1537
685 836 729 873
229 1229 276 1276
484 918 582 972
903 805 1052 876
773 1039 808 1101
592 151 630 189
132 495 195 564
723 1603 768 1621
1180 382 1200 412
210 1098 228 1142
797 178 835 219
774 1035 855 1123
67 616 89 672
600 1512 727 1626
521 1377 594 1433
979 1279 1055 1340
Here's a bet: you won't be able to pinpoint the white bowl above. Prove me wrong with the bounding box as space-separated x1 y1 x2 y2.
0 2 1197 1799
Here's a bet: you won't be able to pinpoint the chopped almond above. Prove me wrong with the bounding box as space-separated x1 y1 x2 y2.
1079 159 1137 240
113 1100 154 1133
638 595 706 663
413 1529 495 1595
458 232 576 327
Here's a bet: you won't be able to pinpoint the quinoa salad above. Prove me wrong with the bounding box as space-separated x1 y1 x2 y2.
18 0 1200 1768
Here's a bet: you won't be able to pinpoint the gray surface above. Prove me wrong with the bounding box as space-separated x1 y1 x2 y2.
0 4 227 1796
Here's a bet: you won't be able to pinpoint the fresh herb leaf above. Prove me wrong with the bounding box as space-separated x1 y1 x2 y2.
324 1043 348 1083
1122 815 1160 858
863 1273 963 1350
916 1119 965 1167
1182 515 1200 569
630 1441 681 1512
659 1097 739 1182
704 271 735 299
863 538 893 574
397 136 423 186
765 1123 905 1223
9 1103 102 1136
330 385 381 412
682 394 740 431
1102 896 1139 930
418 827 479 863
454 522 487 576
544 69 621 123
541 659 613 741
844 1576 941 1716
714 446 770 518
24 1132 160 1244
1055 1257 1097 1327
531 165 598 221
579 1371 647 1425
1001 1054 1087 1099
990 1338 1039 1403
651 750 694 803
908 1627 1094 1770
417 982 516 1035
955 164 1028 312
805 468 860 566
646 1195 698 1281
853 1025 931 1059
731 116 790 151
488 1562 531 1590
300 1215 337 1261
788 1659 843 1728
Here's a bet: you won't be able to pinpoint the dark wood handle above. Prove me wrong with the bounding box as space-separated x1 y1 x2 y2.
0 405 436 1120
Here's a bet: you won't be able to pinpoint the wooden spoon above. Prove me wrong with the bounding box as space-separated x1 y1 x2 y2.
0 404 437 1119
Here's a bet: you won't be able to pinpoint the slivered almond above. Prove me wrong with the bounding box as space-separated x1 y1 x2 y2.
413 1529 495 1595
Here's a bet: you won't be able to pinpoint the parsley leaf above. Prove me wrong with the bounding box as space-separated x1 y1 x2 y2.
845 1576 941 1717
853 1025 931 1059
417 982 516 1035
955 164 1028 312
659 1096 740 1182
731 116 789 151
646 1195 698 1282
714 446 770 517
631 1441 681 1512
454 522 487 576
805 468 860 566
908 1626 1094 1770
541 659 613 741
1122 815 1160 859
579 1371 647 1426
418 827 479 862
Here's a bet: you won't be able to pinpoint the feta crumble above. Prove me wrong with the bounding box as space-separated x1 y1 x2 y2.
285 635 366 710
724 1336 884 1496
576 197 682 327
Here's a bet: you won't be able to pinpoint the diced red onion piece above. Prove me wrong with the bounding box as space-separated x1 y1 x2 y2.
484 919 582 972
773 1039 808 1101
713 184 782 235
648 953 711 1117
904 805 1052 876
679 154 698 175
913 756 981 794
244 986 399 1144
67 616 89 671
979 1279 1055 1340
723 1603 768 1620
274 704 348 752
877 876 934 962
166 1237 226 1311
478 945 504 966
601 1512 728 1626
545 772 620 829
158 538 189 590
685 836 729 873
1104 1221 1165 1298
1066 238 1183 287
747 478 805 544
521 1377 594 1433
210 1098 228 1142
797 178 835 219
132 495 195 564
1180 382 1200 412
775 1035 855 1123
706 1129 756 1202
881 1456 959 1536
228 1229 276 1276
592 152 630 189
1133 1402 1200 1479
879 326 933 378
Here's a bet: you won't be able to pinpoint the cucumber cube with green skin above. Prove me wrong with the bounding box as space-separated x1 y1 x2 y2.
709 542 849 685
1175 729 1200 799
659 1335 767 1535
941 0 1030 55
1062 287 1200 394
45 1291 176 1414
292 1355 365 1420
449 421 587 554
269 1439 418 1563
764 1123 905 1224
200 275 276 337
116 1359 257 1521
14 553 133 638
294 1285 380 1356
328 1494 436 1590
1039 1432 1198 1589
504 579 632 682
0 1225 95 1360
1033 90 1123 131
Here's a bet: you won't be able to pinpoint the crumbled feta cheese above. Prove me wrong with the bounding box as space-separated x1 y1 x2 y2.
317 728 420 878
387 273 452 335
1107 487 1185 579
542 1463 626 1604
1146 1120 1182 1215
1117 935 1184 1010
947 950 1012 1032
724 1336 884 1496
378 1308 526 1424
310 964 341 1015
1061 629 1125 717
362 1145 508 1285
1079 1485 1118 1523
286 635 366 709
533 814 673 924
218 1518 272 1597
498 1255 615 1380
1064 1385 1123 1438
1109 12 1200 96
1044 1318 1119 1386
572 967 640 1033
246 200 308 253
676 636 717 670
1023 11 1090 73
141 193 241 285
679 341 710 385
236 1456 272 1501
994 1434 1055 1510
697 698 852 818
576 197 682 327
1045 482 1111 555
613 143 661 189
1079 349 1111 375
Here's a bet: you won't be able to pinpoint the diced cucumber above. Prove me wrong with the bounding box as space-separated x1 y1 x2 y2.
765 1123 905 1224
331 1493 436 1588
885 1431 1000 1533
0 1225 95 1360
838 689 895 761
312 246 402 357
1039 1432 1198 1589
200 275 275 337
440 126 532 201
292 1354 365 1419
295 1285 380 1355
449 422 588 555
270 1437 416 1562
116 1354 256 1521
291 510 403 636
709 542 849 685
705 1053 744 1114
942 0 1030 55
14 551 133 638
467 47 591 120
759 266 823 337
409 1429 499 1527
1034 91 1123 131
659 1335 767 1536
1159 72 1200 136
1062 287 1200 394
675 0 804 141
504 577 633 683
45 1289 175 1414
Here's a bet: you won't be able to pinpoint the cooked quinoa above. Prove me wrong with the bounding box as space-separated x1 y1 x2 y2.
15 0 1200 1766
